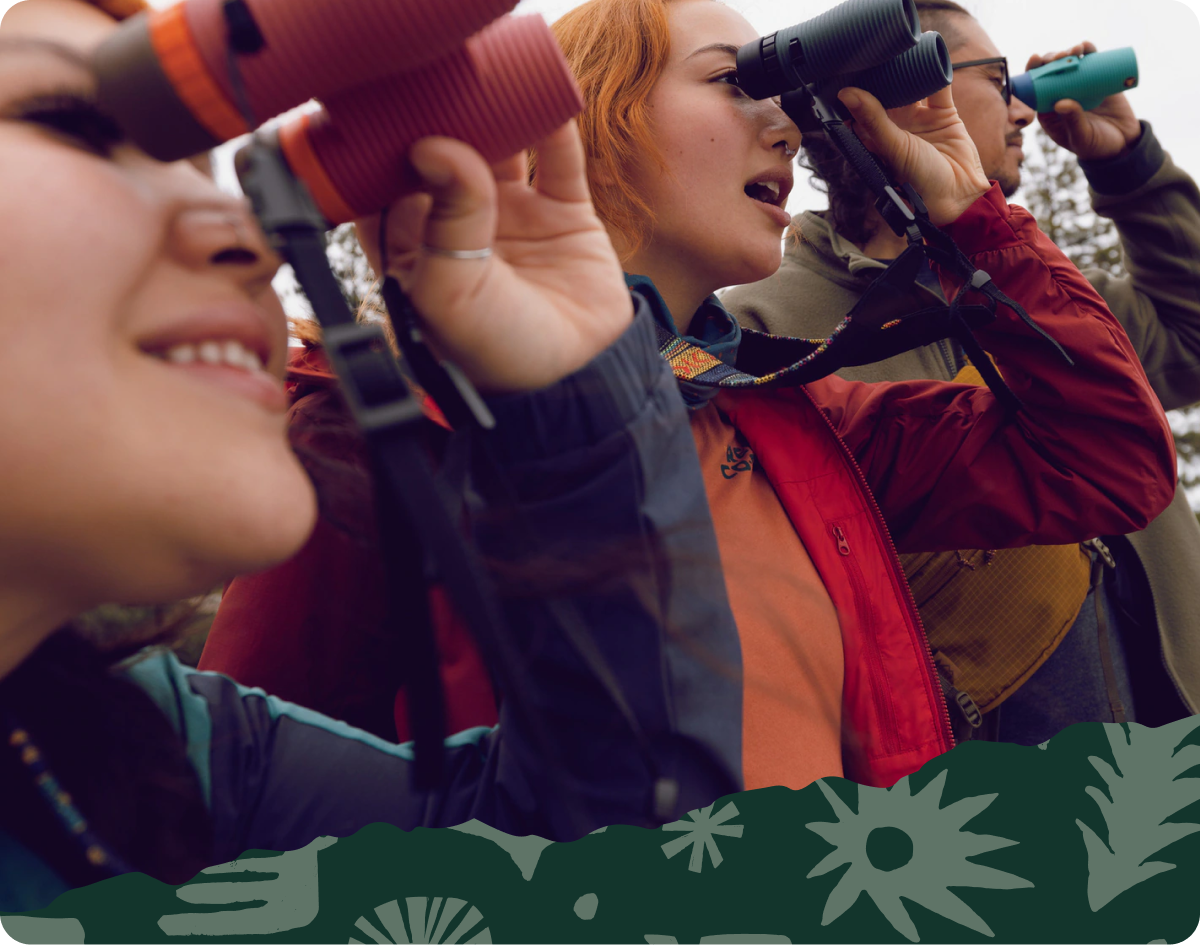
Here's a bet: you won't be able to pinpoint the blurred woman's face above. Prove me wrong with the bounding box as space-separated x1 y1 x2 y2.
0 34 316 661
624 0 801 306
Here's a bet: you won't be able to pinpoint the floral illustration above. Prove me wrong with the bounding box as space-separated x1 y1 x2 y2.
1077 718 1200 911
805 771 1033 942
661 801 744 873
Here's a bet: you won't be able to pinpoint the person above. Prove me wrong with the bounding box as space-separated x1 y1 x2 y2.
0 0 747 913
205 0 1176 796
723 0 1200 744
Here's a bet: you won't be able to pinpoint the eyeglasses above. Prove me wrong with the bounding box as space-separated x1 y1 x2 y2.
951 56 1011 105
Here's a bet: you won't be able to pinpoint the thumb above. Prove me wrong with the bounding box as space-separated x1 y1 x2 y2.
838 86 905 154
409 137 498 257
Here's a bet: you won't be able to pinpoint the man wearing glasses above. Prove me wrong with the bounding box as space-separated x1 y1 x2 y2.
724 0 1200 747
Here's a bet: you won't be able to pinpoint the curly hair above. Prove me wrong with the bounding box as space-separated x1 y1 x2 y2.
799 0 974 246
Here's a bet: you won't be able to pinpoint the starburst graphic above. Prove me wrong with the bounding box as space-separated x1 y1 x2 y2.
349 896 490 944
805 771 1033 942
661 801 744 873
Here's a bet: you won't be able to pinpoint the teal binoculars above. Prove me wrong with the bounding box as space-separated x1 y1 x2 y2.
1011 47 1138 113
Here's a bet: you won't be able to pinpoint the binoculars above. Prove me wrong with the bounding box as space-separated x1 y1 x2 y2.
735 0 952 116
91 0 584 224
1012 47 1138 113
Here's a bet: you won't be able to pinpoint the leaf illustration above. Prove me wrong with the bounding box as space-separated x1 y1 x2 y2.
1078 718 1200 911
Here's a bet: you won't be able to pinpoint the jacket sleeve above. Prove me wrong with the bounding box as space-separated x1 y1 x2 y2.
1079 122 1200 410
136 299 742 858
808 183 1177 553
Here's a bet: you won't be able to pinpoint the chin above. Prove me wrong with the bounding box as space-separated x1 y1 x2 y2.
720 244 784 290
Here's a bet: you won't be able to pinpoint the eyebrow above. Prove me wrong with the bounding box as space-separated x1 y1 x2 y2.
685 42 742 61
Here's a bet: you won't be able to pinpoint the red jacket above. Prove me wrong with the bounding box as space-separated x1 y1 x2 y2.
202 186 1176 784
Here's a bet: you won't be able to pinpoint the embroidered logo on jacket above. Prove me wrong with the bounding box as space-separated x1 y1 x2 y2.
721 444 757 479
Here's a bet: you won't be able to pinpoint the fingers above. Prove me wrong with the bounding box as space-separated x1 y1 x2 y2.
491 150 529 184
1032 41 1094 71
837 87 906 154
354 191 433 280
1053 99 1084 117
409 136 498 255
531 120 592 203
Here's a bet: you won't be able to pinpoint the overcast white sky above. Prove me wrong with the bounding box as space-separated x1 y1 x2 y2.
512 0 1200 214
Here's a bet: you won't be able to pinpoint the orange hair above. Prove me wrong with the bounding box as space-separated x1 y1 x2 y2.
84 0 147 19
551 0 695 258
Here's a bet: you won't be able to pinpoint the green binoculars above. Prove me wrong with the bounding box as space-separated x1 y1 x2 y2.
1011 47 1138 113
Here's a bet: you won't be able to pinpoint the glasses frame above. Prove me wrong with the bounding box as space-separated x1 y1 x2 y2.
950 56 1011 105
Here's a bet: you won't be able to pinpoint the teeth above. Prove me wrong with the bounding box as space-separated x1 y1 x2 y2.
198 340 222 364
763 181 781 199
162 339 264 373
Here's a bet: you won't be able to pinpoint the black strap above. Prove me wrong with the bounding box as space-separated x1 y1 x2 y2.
767 91 1074 411
1089 546 1128 724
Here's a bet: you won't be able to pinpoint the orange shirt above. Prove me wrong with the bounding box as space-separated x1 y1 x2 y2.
691 403 845 790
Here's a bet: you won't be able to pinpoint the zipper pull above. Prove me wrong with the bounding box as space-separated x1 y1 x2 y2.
833 525 851 556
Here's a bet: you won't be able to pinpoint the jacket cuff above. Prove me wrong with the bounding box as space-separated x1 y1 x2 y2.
1079 121 1164 196
940 184 1021 256
479 294 667 466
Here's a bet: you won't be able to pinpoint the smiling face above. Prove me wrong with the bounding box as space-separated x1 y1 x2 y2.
620 0 800 322
0 22 316 672
945 14 1036 197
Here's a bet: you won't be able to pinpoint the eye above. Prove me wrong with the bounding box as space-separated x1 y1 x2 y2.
13 94 124 157
714 71 742 89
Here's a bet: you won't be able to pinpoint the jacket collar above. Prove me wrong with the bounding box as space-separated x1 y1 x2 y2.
625 273 741 410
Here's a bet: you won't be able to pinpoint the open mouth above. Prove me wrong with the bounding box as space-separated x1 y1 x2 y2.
744 180 785 207
150 338 267 373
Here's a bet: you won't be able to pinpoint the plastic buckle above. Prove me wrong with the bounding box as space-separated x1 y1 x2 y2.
322 322 424 434
1083 537 1117 570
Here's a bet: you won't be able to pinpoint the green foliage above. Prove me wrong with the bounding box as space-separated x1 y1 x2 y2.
1076 717 1200 912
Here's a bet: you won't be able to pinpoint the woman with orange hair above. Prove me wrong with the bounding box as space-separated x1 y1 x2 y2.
534 0 1177 789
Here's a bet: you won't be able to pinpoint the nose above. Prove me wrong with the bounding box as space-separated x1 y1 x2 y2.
168 200 281 283
762 99 802 159
1008 93 1036 129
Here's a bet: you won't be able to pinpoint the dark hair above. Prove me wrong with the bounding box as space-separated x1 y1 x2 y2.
798 0 974 246
0 627 214 892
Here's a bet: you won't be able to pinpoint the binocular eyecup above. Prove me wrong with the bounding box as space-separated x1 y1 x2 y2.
735 0 921 101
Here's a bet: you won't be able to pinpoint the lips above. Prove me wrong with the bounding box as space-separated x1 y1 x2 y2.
744 166 794 228
136 302 287 413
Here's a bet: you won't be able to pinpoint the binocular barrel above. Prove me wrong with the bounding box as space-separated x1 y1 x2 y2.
812 31 951 114
274 16 584 224
93 0 519 161
1011 47 1138 113
736 0 920 100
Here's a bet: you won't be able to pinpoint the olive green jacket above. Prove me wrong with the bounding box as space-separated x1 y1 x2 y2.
723 122 1200 715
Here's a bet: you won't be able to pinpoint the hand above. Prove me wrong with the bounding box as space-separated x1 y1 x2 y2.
1027 42 1142 161
838 85 991 227
354 121 634 394
157 836 337 937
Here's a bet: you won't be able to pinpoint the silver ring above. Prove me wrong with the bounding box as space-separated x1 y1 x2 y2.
784 145 798 159
421 244 493 260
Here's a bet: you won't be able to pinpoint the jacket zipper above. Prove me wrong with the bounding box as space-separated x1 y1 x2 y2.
802 386 957 752
831 521 901 755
